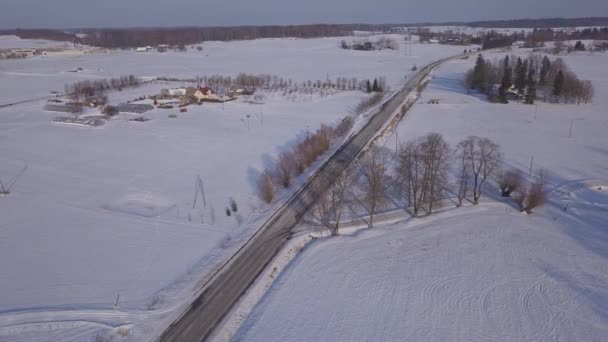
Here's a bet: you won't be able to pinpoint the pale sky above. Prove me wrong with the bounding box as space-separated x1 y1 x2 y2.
1 0 607 29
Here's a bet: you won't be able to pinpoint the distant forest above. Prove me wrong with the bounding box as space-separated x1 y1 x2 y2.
1 17 607 48
466 17 608 28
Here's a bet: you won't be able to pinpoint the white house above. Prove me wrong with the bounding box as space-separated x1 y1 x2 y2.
167 88 187 96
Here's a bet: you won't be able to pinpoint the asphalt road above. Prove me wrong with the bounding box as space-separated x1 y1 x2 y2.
158 54 463 342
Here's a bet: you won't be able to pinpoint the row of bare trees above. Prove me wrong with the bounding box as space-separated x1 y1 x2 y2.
258 118 354 204
65 75 141 103
308 133 548 235
175 73 383 94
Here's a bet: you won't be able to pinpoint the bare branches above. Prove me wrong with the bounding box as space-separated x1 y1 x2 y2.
277 151 296 188
258 170 275 203
457 136 502 205
455 142 470 207
360 146 390 227
0 177 9 195
499 169 524 197
396 133 451 215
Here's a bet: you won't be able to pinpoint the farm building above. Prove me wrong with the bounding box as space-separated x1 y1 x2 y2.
194 86 218 102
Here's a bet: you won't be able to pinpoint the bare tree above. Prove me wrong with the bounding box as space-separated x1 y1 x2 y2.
396 140 425 216
499 169 524 197
258 169 275 203
312 186 333 230
455 139 472 207
327 162 357 234
419 133 451 214
360 146 390 227
276 151 296 188
459 136 502 204
525 182 546 213
0 177 9 195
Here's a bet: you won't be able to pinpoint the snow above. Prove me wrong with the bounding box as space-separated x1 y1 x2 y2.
0 35 70 50
0 36 467 340
235 203 608 342
0 36 465 104
234 51 608 341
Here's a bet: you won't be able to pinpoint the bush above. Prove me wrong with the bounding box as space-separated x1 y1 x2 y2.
499 169 523 197
525 182 546 213
277 151 296 188
258 169 275 203
103 105 119 116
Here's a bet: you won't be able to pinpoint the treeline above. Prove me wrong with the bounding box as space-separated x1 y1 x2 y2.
466 53 594 104
65 75 141 102
11 29 77 42
310 133 546 234
80 24 390 48
524 27 608 48
467 17 608 29
162 73 386 94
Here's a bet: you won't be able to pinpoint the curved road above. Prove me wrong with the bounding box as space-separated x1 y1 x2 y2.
159 54 464 342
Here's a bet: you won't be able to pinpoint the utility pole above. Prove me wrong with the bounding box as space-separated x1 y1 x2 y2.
193 176 207 209
529 156 534 176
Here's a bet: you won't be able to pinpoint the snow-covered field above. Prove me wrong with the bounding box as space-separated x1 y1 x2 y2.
0 35 465 104
0 35 71 50
0 35 467 340
235 51 608 341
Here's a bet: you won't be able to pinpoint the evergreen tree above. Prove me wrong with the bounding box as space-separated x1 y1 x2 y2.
514 57 527 95
498 56 512 100
539 56 551 85
574 41 585 51
366 79 372 93
553 70 564 102
372 78 379 92
471 54 487 91
525 67 537 104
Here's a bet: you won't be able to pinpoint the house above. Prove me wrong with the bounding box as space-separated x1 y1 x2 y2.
230 87 255 97
193 86 218 102
167 88 187 97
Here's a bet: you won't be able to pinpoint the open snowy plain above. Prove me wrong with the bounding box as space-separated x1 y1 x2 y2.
235 51 608 341
0 35 467 341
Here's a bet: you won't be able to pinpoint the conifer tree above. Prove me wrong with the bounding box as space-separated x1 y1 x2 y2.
553 70 564 102
471 54 487 91
372 78 379 92
498 56 512 100
514 57 527 95
539 56 551 85
525 67 537 104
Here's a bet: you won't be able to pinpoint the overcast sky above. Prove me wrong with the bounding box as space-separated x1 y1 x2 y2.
1 0 607 29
